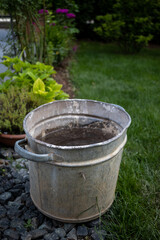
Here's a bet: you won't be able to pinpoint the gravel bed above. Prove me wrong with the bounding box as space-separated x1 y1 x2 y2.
0 147 107 240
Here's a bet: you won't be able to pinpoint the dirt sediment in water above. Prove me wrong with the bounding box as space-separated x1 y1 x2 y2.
37 120 121 146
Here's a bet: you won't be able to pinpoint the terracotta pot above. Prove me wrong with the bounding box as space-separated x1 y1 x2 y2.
0 133 25 147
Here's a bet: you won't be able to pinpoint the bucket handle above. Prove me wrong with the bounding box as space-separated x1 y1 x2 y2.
15 139 56 162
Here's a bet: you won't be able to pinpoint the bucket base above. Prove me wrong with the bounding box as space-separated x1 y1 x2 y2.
30 193 114 223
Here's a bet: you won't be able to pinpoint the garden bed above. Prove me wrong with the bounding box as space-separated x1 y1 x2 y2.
54 58 75 99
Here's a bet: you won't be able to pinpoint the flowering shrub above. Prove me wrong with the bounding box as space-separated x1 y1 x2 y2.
43 7 79 65
56 8 69 14
66 13 76 18
38 9 49 15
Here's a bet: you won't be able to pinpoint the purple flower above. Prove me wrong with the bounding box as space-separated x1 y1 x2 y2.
72 45 78 52
66 13 76 18
64 26 68 29
56 8 69 14
32 22 36 25
56 8 61 13
50 22 56 26
61 9 69 13
38 9 49 15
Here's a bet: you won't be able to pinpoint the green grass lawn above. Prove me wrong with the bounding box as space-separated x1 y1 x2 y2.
69 41 160 240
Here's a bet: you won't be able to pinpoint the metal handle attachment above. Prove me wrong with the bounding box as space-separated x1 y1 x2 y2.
15 138 55 162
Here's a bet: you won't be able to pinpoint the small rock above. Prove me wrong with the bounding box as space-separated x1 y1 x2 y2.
0 187 5 194
31 217 39 230
13 183 25 190
7 200 22 209
30 229 47 239
11 170 23 181
39 220 53 231
0 205 7 218
87 218 101 228
10 218 26 233
55 228 66 238
19 168 28 176
0 217 10 230
88 227 95 235
3 181 13 191
23 209 38 220
63 223 75 233
77 225 88 237
21 232 32 240
14 177 23 184
25 181 30 193
7 206 23 219
7 173 12 179
44 232 59 240
9 188 22 197
11 161 17 168
26 197 34 208
0 192 12 204
67 228 77 240
12 152 21 159
1 148 13 159
4 228 19 239
21 193 30 203
91 232 101 240
16 158 26 164
37 213 45 225
91 230 107 240
25 161 29 170
52 219 61 227
23 174 30 181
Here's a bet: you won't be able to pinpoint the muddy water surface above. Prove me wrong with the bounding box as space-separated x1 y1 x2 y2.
37 120 121 146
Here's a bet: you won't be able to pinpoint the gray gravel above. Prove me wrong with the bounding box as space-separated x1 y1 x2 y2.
0 147 107 240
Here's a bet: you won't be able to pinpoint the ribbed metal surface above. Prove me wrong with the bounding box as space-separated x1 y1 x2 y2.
17 99 131 223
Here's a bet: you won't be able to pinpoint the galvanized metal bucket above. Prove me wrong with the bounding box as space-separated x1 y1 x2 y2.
15 99 131 223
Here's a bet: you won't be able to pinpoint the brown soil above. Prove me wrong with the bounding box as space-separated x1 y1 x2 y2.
54 58 75 99
37 120 120 146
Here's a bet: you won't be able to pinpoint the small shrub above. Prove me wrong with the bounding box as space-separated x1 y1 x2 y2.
44 7 79 65
94 0 154 53
0 54 69 102
0 86 44 134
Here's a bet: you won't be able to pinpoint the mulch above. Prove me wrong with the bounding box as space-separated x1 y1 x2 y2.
54 58 75 99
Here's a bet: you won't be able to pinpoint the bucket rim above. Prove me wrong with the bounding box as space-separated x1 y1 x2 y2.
24 99 131 150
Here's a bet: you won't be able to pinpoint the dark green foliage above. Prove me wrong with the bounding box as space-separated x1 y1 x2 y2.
0 86 44 134
0 0 79 64
52 0 79 13
0 0 43 60
45 9 79 65
72 0 113 38
94 0 155 52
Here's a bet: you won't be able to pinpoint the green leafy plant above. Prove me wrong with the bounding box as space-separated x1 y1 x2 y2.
44 7 79 64
0 86 45 134
0 1 79 64
0 0 44 61
0 54 69 102
94 14 125 42
24 219 32 230
94 0 155 53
